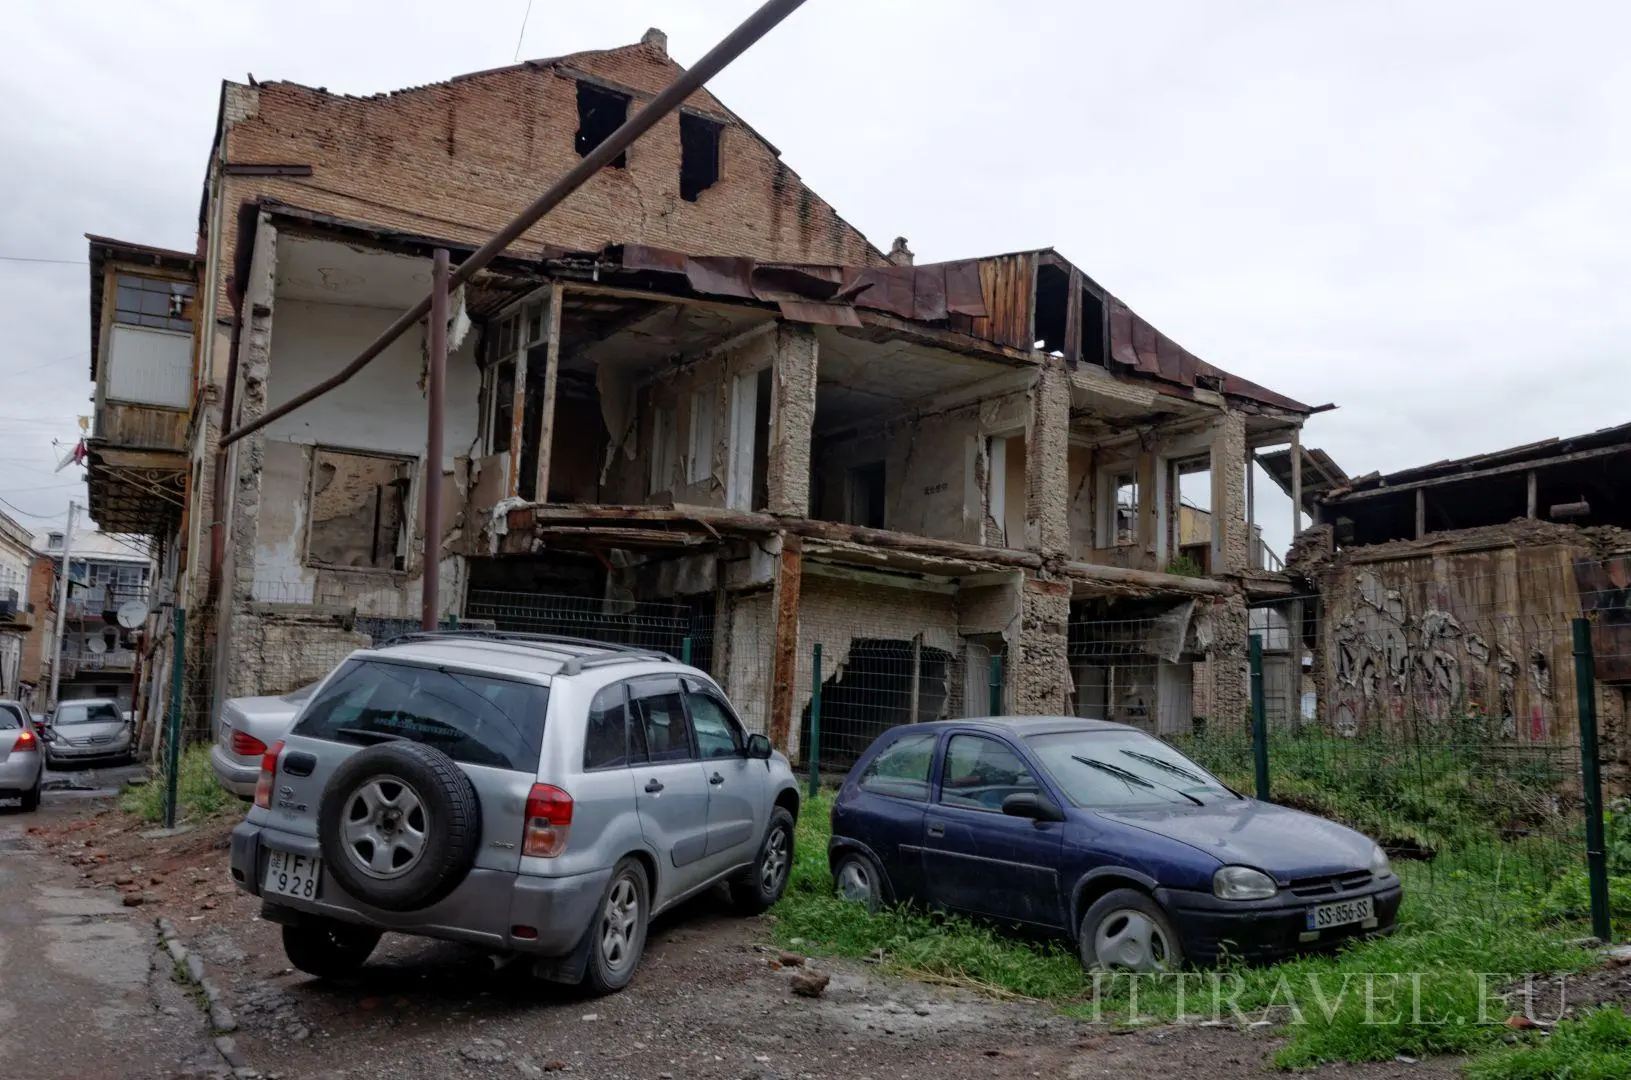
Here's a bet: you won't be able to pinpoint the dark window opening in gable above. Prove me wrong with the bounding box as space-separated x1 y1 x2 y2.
1081 288 1106 367
679 112 723 201
575 81 629 167
1033 263 1070 354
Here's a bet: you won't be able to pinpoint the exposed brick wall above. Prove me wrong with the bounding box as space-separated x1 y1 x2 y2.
204 41 884 324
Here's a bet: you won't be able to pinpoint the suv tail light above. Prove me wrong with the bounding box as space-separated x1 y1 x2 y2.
13 729 36 752
523 784 573 858
253 739 285 810
231 729 267 758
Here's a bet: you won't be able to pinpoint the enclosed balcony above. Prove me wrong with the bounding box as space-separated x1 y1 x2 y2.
84 236 200 535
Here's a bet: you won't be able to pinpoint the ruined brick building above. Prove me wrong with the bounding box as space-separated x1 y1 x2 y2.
81 30 1317 754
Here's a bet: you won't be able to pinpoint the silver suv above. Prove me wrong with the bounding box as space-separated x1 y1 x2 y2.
228 632 801 994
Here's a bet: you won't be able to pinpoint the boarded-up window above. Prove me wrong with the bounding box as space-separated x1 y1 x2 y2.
307 449 414 570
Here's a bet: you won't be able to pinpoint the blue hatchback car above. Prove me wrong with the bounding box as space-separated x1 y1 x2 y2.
828 717 1402 971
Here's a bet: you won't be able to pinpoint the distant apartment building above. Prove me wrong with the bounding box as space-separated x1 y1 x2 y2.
21 528 151 711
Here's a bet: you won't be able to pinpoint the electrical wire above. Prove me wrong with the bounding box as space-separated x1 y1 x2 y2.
513 0 534 61
0 255 84 265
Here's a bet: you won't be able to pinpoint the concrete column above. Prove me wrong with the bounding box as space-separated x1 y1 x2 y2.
1009 575 1071 714
766 534 803 753
1026 359 1071 557
765 323 818 517
1209 409 1249 575
221 214 277 701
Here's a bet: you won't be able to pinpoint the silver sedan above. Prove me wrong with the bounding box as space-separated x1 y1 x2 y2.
42 699 134 767
210 684 315 797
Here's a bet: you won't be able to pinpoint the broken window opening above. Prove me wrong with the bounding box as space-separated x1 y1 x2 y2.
986 435 1027 547
1033 263 1071 355
649 402 678 497
679 112 722 202
114 274 195 333
307 449 415 572
517 344 549 501
845 462 886 529
751 367 771 511
1112 473 1139 546
486 358 516 454
726 370 761 510
1081 289 1107 367
1173 456 1212 574
575 81 629 167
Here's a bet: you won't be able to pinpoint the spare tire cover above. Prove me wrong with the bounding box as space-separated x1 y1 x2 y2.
317 741 482 912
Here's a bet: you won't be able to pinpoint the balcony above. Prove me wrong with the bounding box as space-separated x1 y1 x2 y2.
0 590 32 632
84 236 199 536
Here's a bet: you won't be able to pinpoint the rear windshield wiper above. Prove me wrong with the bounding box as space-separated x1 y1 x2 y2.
334 727 404 746
1073 755 1204 807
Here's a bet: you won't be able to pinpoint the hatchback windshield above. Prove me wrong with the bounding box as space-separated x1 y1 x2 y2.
1027 729 1237 807
54 701 122 725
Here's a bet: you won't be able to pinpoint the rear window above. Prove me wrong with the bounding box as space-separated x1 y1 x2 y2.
292 658 548 771
0 706 22 730
858 731 937 802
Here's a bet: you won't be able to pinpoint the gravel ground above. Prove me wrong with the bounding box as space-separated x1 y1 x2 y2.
34 806 1478 1080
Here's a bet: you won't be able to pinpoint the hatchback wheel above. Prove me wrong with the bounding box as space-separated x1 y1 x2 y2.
281 920 381 979
1078 888 1183 973
582 857 649 995
20 781 40 813
831 850 884 913
730 807 795 914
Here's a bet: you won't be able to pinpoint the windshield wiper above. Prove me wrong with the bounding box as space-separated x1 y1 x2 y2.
1072 755 1204 807
1119 748 1208 785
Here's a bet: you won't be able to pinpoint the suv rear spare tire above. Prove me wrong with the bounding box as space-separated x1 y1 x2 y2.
317 741 481 912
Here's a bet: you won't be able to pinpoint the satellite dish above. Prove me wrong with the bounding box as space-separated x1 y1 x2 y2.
116 600 149 630
87 636 108 655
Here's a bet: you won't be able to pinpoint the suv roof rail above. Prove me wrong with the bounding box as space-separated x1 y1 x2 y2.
376 629 676 676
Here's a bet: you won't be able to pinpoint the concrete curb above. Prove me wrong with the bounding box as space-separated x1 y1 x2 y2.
156 916 253 1078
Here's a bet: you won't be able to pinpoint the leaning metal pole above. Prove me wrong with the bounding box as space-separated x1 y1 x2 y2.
422 249 449 631
217 0 810 451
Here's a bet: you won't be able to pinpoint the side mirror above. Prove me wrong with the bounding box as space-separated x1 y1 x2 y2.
744 733 773 760
1002 792 1064 823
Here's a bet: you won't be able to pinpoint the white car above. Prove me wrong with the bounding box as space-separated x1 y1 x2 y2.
211 684 317 797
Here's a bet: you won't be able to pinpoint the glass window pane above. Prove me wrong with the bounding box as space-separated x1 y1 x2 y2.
939 735 1038 812
293 659 547 771
491 360 515 453
630 677 691 762
583 684 631 770
858 731 936 801
684 688 741 759
1027 730 1233 808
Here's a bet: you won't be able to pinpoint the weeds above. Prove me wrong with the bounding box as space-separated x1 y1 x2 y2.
1466 1006 1631 1080
121 745 236 823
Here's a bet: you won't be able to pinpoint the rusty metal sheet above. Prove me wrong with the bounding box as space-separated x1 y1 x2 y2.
777 299 862 326
752 265 842 302
1108 299 1139 367
684 256 757 299
912 266 947 322
1130 312 1161 374
620 243 690 275
944 260 987 317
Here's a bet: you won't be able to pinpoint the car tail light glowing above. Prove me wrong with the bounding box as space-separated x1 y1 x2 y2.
231 729 267 758
253 739 285 810
13 729 36 751
523 784 573 858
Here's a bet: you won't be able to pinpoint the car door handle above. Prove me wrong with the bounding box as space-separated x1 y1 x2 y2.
644 779 664 794
927 823 945 838
709 772 725 785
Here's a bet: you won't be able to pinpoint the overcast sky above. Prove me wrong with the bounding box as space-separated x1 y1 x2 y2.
1 0 1626 555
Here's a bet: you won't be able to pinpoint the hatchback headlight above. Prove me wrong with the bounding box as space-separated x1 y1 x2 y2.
1213 865 1278 901
1370 844 1393 878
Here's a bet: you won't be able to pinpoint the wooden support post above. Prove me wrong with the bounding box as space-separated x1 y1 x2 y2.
1527 469 1538 519
1415 488 1426 539
1063 267 1083 366
767 534 803 753
908 633 923 723
506 312 530 498
534 283 565 502
1289 426 1303 537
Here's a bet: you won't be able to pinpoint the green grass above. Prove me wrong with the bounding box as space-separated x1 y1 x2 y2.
773 791 1602 1070
120 744 236 824
1466 1006 1631 1080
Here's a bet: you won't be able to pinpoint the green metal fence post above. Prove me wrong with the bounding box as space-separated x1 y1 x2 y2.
808 644 822 798
1248 632 1270 802
1573 618 1612 943
988 653 1003 716
681 635 693 666
162 607 186 830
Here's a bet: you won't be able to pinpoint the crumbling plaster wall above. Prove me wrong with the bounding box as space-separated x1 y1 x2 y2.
813 390 1028 544
766 324 818 517
1011 577 1072 714
1027 360 1071 558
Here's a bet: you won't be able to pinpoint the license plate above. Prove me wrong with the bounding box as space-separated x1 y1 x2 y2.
1307 895 1375 931
264 849 322 901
